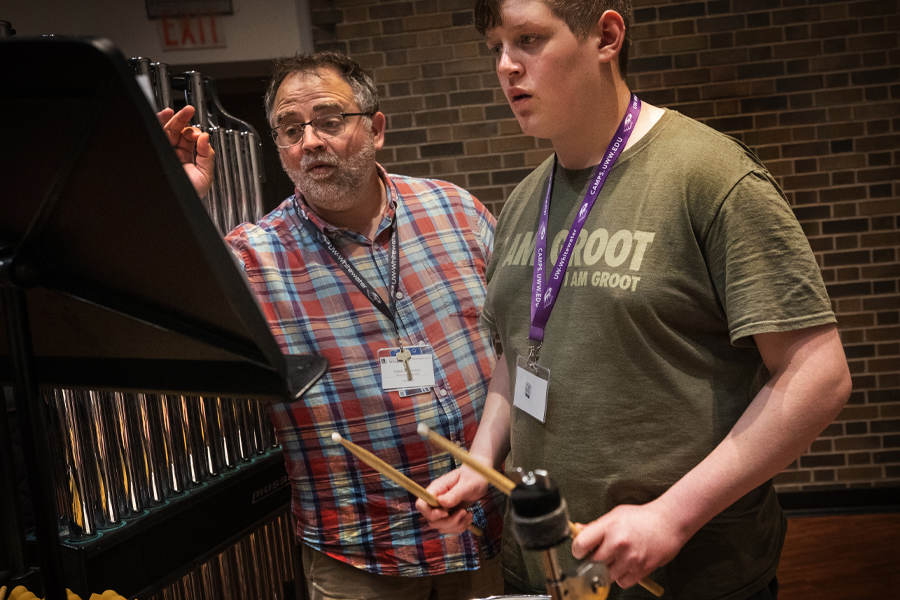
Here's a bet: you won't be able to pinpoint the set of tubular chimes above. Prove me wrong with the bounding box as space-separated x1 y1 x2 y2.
21 57 294 600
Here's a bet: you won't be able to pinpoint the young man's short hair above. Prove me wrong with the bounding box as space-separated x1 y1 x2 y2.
473 0 633 78
264 51 380 125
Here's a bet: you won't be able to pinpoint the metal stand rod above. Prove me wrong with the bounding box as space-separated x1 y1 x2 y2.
0 383 28 578
3 287 67 600
540 548 566 600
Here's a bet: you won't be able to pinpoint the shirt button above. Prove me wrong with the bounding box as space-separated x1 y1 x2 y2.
439 389 448 397
418 340 426 346
395 291 403 300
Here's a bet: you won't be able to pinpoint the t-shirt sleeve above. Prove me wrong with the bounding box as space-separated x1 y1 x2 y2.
704 169 836 346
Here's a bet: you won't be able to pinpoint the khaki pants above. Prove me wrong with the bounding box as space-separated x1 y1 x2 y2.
300 544 503 600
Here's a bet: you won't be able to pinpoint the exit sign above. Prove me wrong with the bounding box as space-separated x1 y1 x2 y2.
158 14 226 51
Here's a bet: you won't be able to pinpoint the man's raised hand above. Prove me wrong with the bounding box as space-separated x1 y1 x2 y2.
158 105 215 199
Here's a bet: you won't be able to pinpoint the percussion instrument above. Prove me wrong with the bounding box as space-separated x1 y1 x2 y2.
419 424 665 599
0 33 311 600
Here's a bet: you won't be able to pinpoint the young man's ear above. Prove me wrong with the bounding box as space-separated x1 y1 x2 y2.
596 10 626 65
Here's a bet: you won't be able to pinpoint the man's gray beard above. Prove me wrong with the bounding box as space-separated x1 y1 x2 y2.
281 135 377 212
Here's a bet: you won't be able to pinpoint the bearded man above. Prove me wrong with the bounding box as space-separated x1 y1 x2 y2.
222 51 505 600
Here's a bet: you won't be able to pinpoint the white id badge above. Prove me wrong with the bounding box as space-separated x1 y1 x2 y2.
378 345 436 391
514 355 550 423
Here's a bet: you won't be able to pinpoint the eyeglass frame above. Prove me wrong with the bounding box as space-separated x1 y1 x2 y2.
268 111 376 148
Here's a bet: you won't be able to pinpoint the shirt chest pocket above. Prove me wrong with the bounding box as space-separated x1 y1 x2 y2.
421 259 485 320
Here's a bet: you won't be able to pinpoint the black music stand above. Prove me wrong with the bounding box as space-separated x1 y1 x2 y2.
0 37 328 600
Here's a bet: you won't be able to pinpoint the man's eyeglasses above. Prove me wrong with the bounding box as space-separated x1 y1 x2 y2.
269 112 374 148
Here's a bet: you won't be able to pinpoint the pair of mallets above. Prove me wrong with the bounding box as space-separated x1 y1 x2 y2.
331 424 663 597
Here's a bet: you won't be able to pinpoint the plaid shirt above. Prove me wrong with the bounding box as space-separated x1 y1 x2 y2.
226 166 504 577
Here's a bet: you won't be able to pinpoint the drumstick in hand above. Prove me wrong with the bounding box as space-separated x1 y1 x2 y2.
417 423 516 494
417 423 664 597
331 432 483 537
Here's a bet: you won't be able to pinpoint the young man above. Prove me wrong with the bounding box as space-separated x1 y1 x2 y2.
172 52 505 599
417 2 851 599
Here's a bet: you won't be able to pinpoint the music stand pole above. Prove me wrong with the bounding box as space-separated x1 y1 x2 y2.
0 384 29 582
1 282 67 600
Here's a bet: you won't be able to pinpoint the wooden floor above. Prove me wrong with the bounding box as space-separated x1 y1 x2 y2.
777 511 900 600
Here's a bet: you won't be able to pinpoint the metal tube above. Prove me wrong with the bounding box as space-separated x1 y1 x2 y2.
248 398 265 455
218 547 238 600
152 62 173 111
203 125 224 233
246 131 265 223
233 538 250 598
162 394 189 494
200 557 224 600
128 57 152 77
200 396 223 477
184 71 210 129
234 397 253 462
227 129 248 232
58 389 97 538
41 390 71 533
217 397 239 469
86 390 122 526
540 548 567 600
278 512 295 583
236 132 253 225
213 126 236 232
180 396 200 485
136 393 169 503
113 391 145 514
100 390 131 519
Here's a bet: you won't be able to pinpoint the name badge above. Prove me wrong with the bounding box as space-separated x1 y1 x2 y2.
379 345 435 391
514 355 550 423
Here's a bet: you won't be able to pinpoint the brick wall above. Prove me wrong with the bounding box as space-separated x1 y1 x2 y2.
308 0 900 494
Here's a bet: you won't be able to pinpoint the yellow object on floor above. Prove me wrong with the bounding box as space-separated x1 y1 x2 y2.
8 586 38 600
0 586 124 600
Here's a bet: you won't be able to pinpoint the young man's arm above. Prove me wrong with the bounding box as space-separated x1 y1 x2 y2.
571 323 851 589
416 352 513 531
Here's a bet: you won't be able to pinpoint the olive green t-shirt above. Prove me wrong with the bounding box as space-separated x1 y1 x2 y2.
482 110 835 600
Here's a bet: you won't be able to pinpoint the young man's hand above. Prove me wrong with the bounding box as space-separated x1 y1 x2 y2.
571 500 684 590
416 465 490 534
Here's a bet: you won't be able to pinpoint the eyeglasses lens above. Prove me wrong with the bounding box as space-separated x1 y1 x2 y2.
272 115 347 147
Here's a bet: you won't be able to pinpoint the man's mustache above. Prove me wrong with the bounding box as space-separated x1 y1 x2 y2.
301 153 340 169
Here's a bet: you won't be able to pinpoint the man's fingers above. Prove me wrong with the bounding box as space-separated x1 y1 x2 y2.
168 105 196 127
415 498 447 518
434 486 464 509
162 106 197 141
415 492 473 535
434 509 472 535
195 133 215 175
425 469 461 498
156 107 175 126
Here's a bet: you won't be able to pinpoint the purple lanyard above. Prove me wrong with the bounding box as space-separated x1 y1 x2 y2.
530 94 642 346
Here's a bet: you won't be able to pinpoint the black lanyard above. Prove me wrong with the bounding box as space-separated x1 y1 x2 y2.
294 196 401 333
